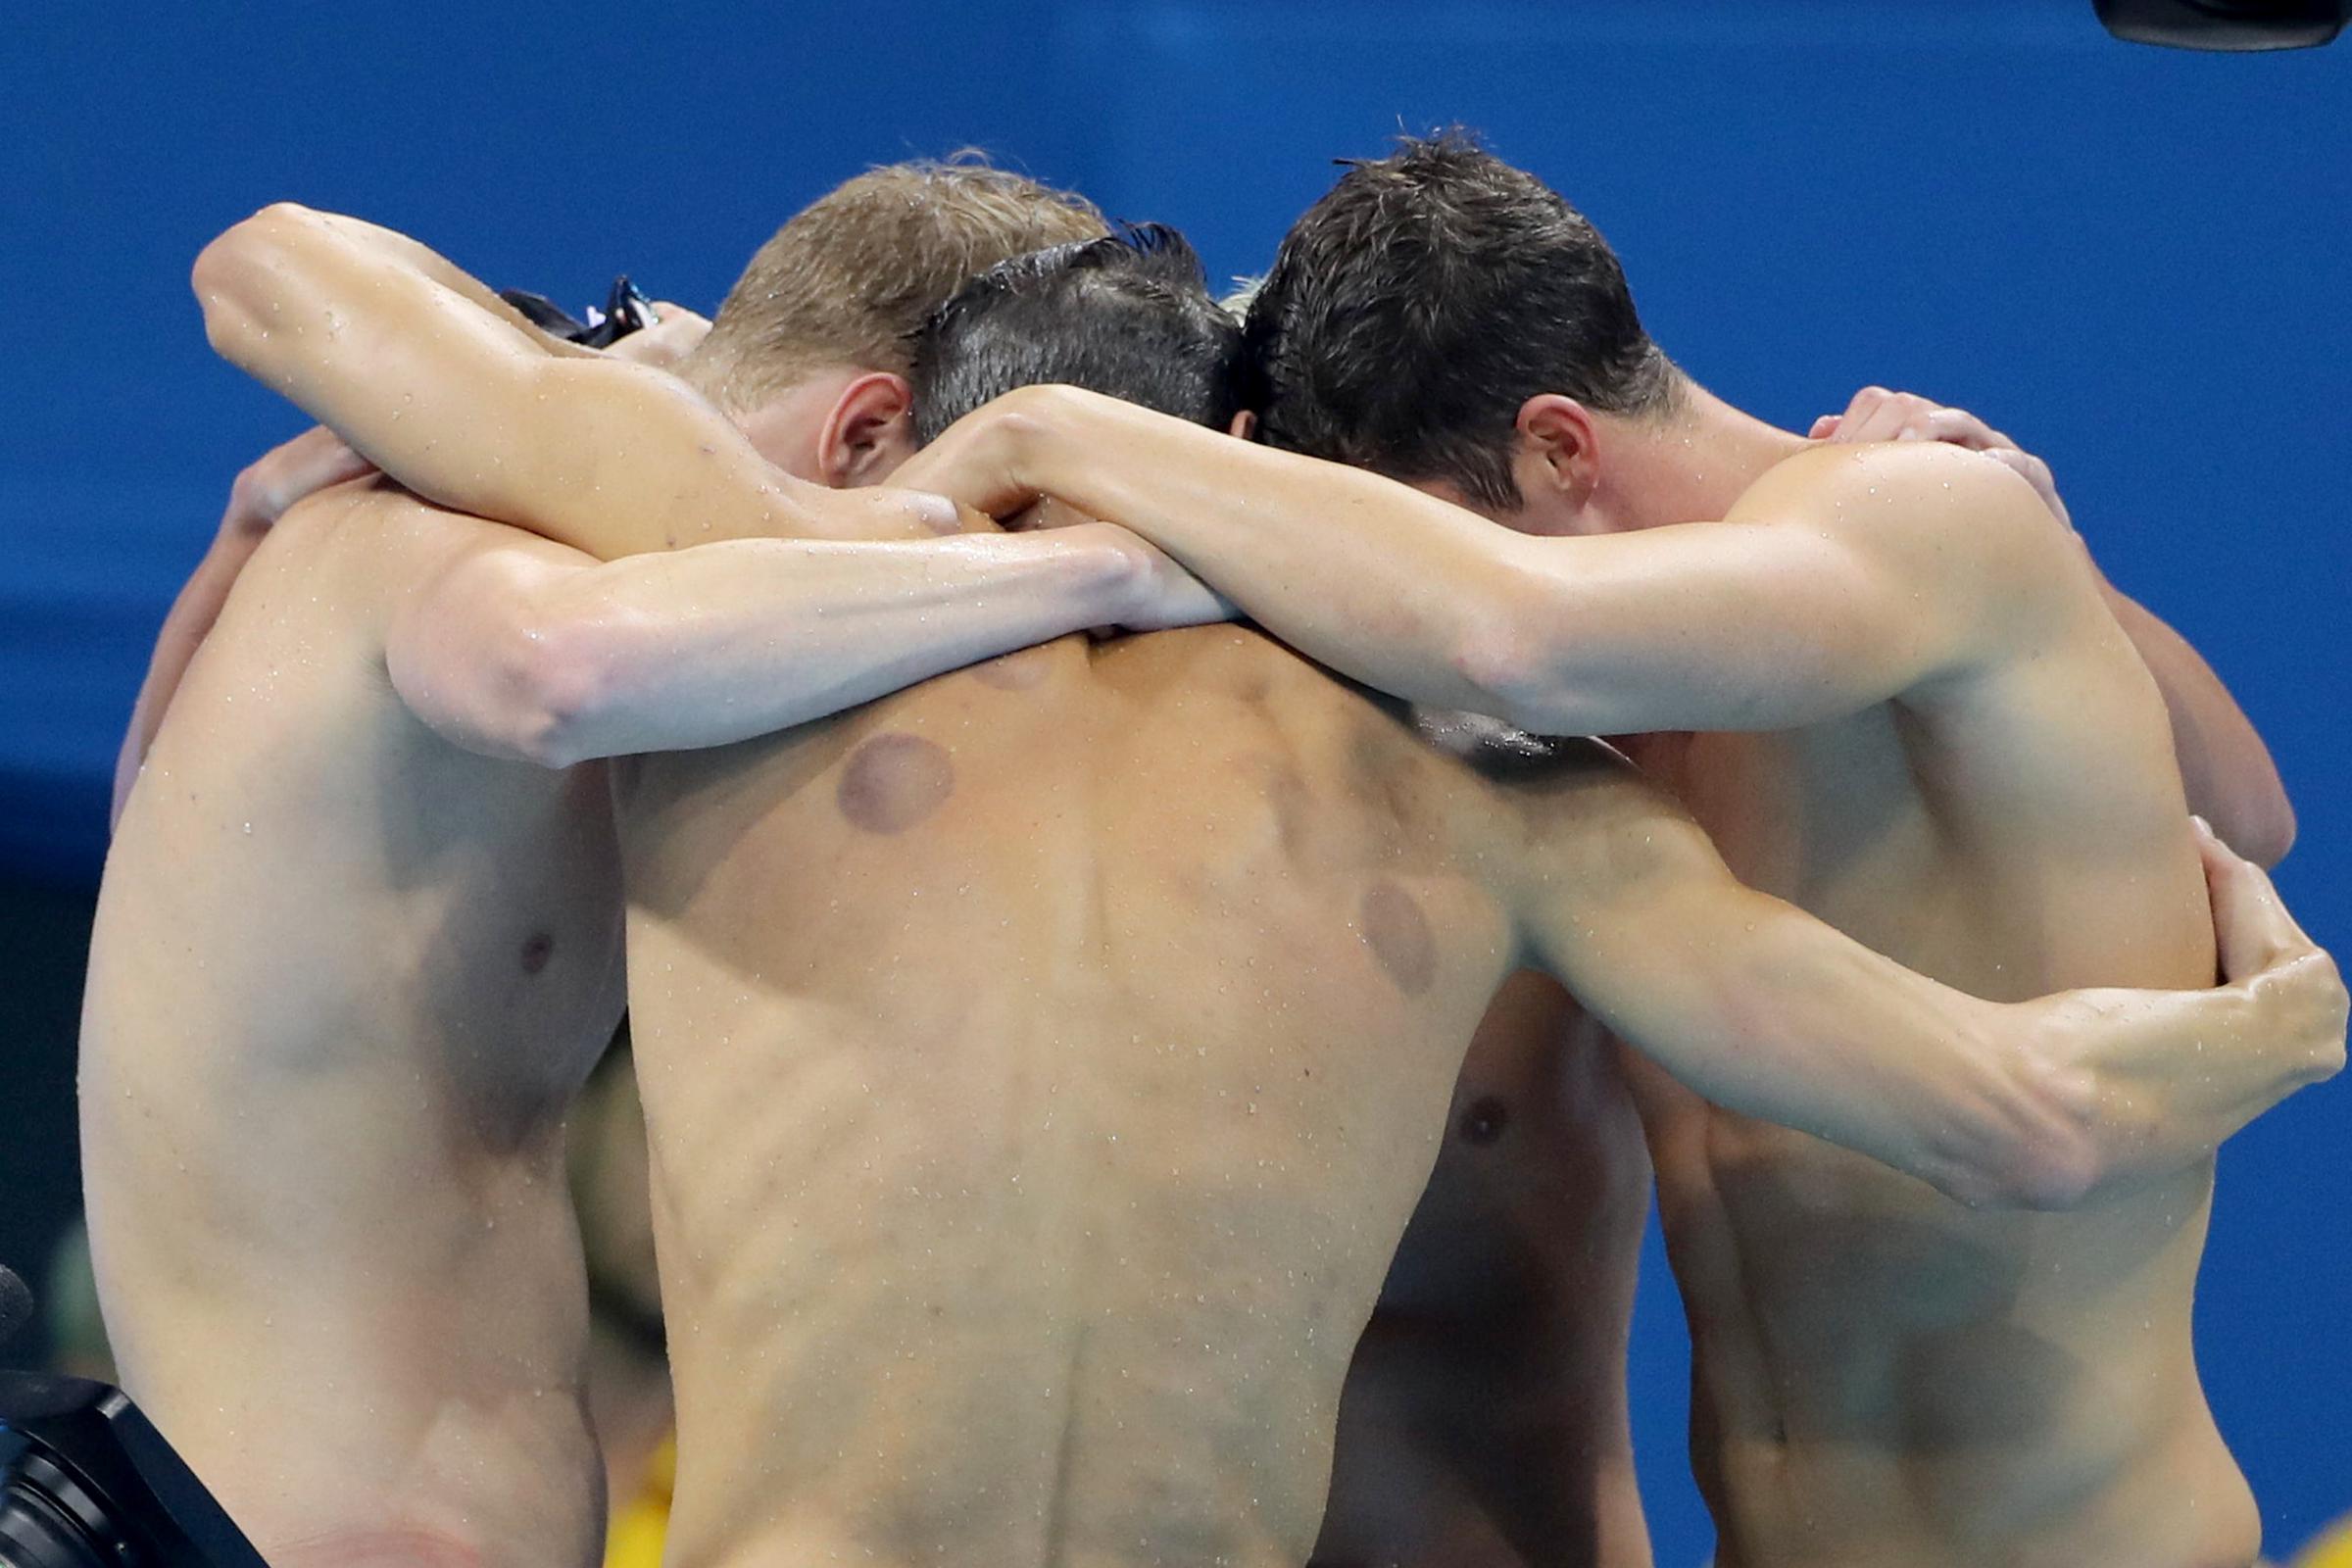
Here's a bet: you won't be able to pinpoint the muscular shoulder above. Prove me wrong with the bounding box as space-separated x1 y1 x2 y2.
1734 441 2061 565
253 483 513 625
1736 441 2105 678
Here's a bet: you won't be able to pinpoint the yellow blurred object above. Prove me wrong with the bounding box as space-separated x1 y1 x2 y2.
604 1435 674 1568
2297 1513 2352 1568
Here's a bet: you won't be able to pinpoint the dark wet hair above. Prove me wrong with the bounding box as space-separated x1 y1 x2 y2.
910 223 1247 442
1245 131 1680 509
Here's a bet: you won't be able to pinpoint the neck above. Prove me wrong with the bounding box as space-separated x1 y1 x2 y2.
1608 381 1808 529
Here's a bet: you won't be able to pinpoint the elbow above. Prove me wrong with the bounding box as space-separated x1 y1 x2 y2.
496 615 624 769
191 204 315 367
1951 1115 2101 1215
1945 1035 2105 1213
1991 1122 2103 1213
2002 1043 2107 1211
1449 591 1587 734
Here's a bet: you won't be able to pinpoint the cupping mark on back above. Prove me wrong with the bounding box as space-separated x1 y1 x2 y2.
838 733 956 835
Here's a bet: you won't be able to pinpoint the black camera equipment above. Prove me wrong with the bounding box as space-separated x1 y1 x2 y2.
498 274 659 348
2096 0 2348 49
0 1267 268 1568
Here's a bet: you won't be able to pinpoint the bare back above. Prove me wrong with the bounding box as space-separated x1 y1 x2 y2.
1311 974 1653 1568
612 624 1640 1568
80 484 623 1568
1623 445 2238 1568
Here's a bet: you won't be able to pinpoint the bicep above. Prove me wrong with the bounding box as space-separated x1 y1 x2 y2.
1495 445 2071 737
1495 518 1937 734
352 349 795 564
2100 587 2294 865
1517 799 1805 1090
453 357 801 560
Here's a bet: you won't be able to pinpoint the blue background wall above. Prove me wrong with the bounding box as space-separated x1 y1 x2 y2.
5 2 2345 1560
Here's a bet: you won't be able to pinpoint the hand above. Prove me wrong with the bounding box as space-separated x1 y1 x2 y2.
2196 814 2346 1083
1086 522 1237 633
889 386 1061 520
226 424 376 539
1812 386 2071 529
603 302 711 369
2199 814 2338 991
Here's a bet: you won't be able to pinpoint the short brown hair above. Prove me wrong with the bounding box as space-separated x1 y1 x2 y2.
1247 132 1679 510
686 155 1107 411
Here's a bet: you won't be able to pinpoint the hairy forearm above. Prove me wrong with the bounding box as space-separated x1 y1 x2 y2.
2098 579 2294 865
1012 390 1520 712
449 528 1138 767
2016 950 2344 1194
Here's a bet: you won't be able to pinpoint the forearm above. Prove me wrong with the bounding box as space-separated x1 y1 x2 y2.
245 205 586 358
1576 896 2097 1209
1012 390 1520 712
2016 950 2345 1193
1003 392 1946 734
196 208 747 560
2098 578 2294 865
196 206 552 484
412 528 1139 767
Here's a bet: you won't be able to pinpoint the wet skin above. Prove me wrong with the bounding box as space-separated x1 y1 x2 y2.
616 623 1729 1568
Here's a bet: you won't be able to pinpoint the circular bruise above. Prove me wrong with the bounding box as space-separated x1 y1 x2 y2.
837 732 956 835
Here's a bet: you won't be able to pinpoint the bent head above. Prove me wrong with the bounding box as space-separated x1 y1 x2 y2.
678 156 1107 483
910 224 1248 447
1246 132 1684 535
904 224 1247 530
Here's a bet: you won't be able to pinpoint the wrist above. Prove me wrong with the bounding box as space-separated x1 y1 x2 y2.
1056 521 1152 624
997 384 1089 495
2252 950 2348 1089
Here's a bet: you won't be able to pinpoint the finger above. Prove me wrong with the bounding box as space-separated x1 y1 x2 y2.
1919 408 1999 449
1841 391 1933 445
1828 387 1889 441
1843 386 1892 419
1808 415 1841 440
1983 448 2071 524
2195 816 2301 979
